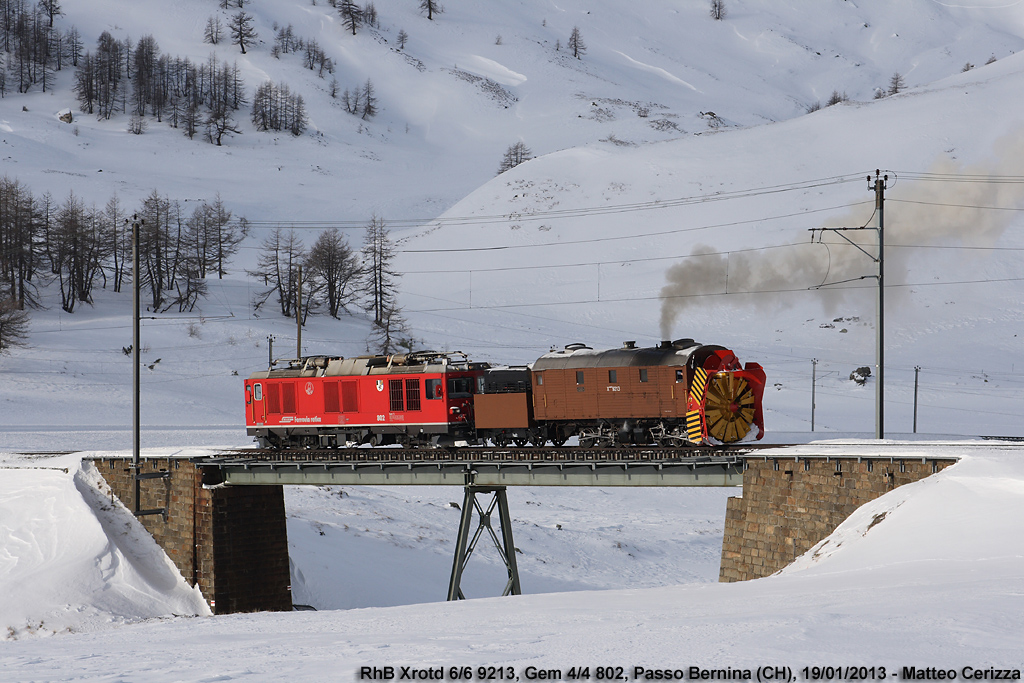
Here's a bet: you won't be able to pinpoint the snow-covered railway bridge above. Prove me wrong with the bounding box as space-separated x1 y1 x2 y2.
88 444 962 613
197 446 746 487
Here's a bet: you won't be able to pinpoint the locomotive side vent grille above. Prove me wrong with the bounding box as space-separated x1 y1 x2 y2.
324 381 340 413
389 379 405 412
341 381 359 413
267 383 282 414
406 379 421 411
282 382 297 413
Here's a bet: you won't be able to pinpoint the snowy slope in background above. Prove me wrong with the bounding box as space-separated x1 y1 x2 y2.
396 55 1024 437
3 0 1024 221
1 442 1022 681
2 0 1024 441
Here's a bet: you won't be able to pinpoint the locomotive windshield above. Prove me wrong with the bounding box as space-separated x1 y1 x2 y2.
447 377 474 398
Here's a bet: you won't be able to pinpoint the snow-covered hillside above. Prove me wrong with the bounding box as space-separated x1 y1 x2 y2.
4 0 1021 221
2 1 1024 677
3 0 1023 442
396 53 1024 437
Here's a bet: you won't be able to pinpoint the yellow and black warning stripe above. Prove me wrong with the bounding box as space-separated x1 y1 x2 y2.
685 410 703 442
689 367 708 403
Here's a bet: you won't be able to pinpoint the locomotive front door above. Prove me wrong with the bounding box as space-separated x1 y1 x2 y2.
250 382 266 424
670 367 689 417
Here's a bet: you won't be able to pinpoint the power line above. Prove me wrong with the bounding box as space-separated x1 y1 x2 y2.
397 239 1024 276
889 198 1024 212
890 171 1024 184
404 242 807 274
239 173 868 231
405 274 1024 314
888 243 1024 251
398 201 873 254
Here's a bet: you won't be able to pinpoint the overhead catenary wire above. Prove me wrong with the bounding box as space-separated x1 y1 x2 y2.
126 170 1024 235
238 173 870 231
16 170 1024 356
203 236 1024 278
404 274 1024 314
888 171 1024 183
888 198 1024 212
398 201 874 254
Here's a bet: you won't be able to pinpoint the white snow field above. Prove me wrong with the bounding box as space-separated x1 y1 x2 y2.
2 0 1024 679
0 442 1022 682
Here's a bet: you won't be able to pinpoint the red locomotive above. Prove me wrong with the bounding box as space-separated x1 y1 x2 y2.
244 340 766 449
245 351 486 448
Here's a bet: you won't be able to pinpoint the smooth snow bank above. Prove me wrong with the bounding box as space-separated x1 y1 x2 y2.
784 441 1024 576
1 442 1021 682
0 454 209 640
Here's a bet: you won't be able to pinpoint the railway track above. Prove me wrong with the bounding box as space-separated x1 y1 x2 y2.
200 444 752 464
193 439 1016 466
16 439 1017 463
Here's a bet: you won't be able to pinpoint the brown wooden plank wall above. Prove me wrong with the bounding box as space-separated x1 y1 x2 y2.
534 365 691 422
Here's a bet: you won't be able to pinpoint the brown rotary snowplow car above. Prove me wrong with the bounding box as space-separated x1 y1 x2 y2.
474 339 766 448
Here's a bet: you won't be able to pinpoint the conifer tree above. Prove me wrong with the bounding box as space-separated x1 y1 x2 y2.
419 0 443 20
228 11 257 54
339 1 362 36
568 26 586 59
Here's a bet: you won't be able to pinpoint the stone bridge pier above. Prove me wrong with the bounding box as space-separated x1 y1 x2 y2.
719 455 955 582
89 456 292 615
88 450 957 613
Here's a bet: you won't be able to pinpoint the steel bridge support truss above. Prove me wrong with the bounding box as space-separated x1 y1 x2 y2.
447 486 521 601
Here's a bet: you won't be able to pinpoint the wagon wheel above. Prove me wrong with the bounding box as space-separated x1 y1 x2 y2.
550 433 568 448
529 432 547 447
704 373 756 443
512 435 530 448
491 432 509 448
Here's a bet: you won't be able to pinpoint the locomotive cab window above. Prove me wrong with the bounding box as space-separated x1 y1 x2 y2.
675 369 685 382
426 378 443 399
639 369 648 383
447 377 473 398
576 371 585 385
253 383 262 401
608 370 617 384
535 373 544 386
